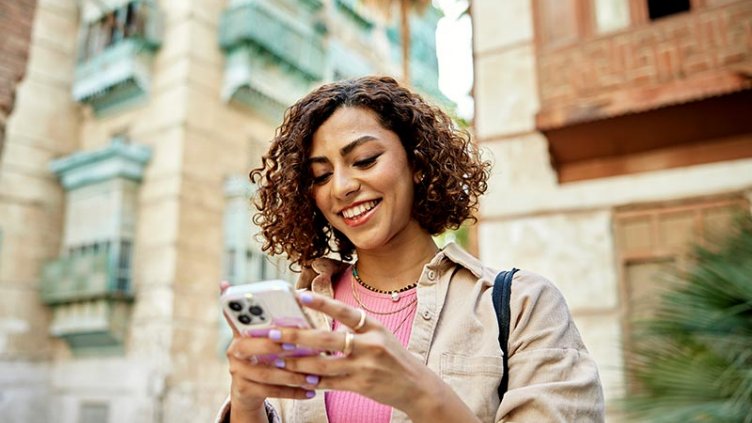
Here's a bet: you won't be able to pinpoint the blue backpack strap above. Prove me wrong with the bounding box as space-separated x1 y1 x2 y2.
492 268 519 401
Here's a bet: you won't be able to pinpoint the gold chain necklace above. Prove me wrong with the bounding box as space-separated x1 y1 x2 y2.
350 270 417 315
352 264 418 302
390 306 417 334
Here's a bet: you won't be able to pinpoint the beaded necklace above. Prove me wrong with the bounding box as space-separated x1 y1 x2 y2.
352 264 418 302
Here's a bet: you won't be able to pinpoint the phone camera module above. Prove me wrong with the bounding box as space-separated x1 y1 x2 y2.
238 314 252 324
228 301 243 312
249 305 264 316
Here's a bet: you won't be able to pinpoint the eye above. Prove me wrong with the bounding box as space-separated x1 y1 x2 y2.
354 153 381 168
311 172 331 186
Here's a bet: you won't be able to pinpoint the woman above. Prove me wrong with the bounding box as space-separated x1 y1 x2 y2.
216 76 604 422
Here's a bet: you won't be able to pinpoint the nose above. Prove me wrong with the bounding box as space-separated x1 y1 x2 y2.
332 167 360 199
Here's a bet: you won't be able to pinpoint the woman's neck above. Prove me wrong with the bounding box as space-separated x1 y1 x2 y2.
353 225 439 292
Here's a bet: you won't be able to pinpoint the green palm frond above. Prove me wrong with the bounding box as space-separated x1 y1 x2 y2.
623 216 752 423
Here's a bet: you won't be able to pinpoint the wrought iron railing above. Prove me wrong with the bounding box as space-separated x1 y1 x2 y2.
219 1 326 81
41 240 134 305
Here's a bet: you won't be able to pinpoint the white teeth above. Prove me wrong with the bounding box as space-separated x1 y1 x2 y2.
342 200 378 219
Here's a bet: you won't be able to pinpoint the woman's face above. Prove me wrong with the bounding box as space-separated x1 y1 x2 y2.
309 106 420 252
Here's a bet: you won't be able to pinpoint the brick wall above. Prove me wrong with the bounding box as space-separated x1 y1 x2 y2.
0 0 38 155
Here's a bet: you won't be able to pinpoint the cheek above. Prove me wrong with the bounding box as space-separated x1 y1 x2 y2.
311 188 327 213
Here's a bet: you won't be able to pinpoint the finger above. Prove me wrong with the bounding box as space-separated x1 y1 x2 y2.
220 280 231 293
228 337 286 361
230 358 323 389
281 354 353 377
268 328 353 356
233 378 317 401
297 292 378 332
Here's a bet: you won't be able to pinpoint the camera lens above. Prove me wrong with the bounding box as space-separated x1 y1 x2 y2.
238 314 252 324
228 301 243 312
249 306 263 316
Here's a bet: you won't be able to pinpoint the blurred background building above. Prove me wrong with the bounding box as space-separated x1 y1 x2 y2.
3 0 752 422
472 0 752 420
0 0 445 422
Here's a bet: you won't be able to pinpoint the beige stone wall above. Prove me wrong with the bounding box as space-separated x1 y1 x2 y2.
0 0 79 421
473 0 752 420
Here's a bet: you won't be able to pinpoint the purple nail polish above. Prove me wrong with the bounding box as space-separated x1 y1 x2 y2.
305 390 316 399
274 358 285 368
299 292 314 304
268 329 282 341
282 343 296 351
305 375 319 385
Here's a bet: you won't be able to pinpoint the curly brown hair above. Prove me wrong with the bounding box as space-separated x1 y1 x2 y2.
250 76 490 267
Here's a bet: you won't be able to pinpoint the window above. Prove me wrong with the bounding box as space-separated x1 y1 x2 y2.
647 0 690 20
592 0 631 34
78 1 150 62
614 196 749 391
615 196 748 329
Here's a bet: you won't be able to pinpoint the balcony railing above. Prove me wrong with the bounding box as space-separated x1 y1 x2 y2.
41 240 133 305
219 1 325 81
334 0 375 31
72 0 162 115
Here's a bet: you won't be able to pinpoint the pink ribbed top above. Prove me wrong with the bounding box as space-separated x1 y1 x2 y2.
325 266 417 423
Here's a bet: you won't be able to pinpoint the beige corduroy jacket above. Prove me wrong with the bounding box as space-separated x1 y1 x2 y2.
215 242 604 423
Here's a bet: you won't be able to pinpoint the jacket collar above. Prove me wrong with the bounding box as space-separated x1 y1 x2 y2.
294 242 485 292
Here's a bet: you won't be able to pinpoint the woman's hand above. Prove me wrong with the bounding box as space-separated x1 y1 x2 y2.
265 291 454 420
220 282 319 419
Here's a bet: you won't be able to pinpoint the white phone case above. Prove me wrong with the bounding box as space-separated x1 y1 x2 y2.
220 280 312 335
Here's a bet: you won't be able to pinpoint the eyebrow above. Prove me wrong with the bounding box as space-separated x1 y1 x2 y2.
309 135 379 164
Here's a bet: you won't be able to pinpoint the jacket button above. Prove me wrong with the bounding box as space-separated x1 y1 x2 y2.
427 270 436 280
421 309 432 320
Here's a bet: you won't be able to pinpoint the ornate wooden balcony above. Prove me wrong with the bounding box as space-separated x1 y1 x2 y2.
534 1 752 182
219 0 325 120
72 0 162 115
219 1 325 81
41 242 133 305
40 241 133 353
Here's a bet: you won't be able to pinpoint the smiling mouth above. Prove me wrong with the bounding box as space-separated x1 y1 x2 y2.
341 199 381 219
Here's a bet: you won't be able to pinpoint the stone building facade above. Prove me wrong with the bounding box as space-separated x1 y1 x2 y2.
0 1 443 422
472 0 752 420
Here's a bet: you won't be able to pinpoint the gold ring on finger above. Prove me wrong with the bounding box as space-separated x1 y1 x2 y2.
343 332 354 357
353 309 367 332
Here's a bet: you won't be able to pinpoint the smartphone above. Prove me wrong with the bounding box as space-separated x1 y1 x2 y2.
221 280 312 336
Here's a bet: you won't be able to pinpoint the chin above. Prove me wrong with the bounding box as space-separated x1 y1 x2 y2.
343 232 390 252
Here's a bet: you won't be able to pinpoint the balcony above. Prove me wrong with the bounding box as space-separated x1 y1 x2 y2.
334 0 375 31
41 241 133 305
40 240 133 353
536 1 752 129
219 1 325 120
72 0 162 115
534 1 752 182
219 2 325 81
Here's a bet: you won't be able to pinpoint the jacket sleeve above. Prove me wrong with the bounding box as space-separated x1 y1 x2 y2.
213 398 282 423
495 271 605 423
